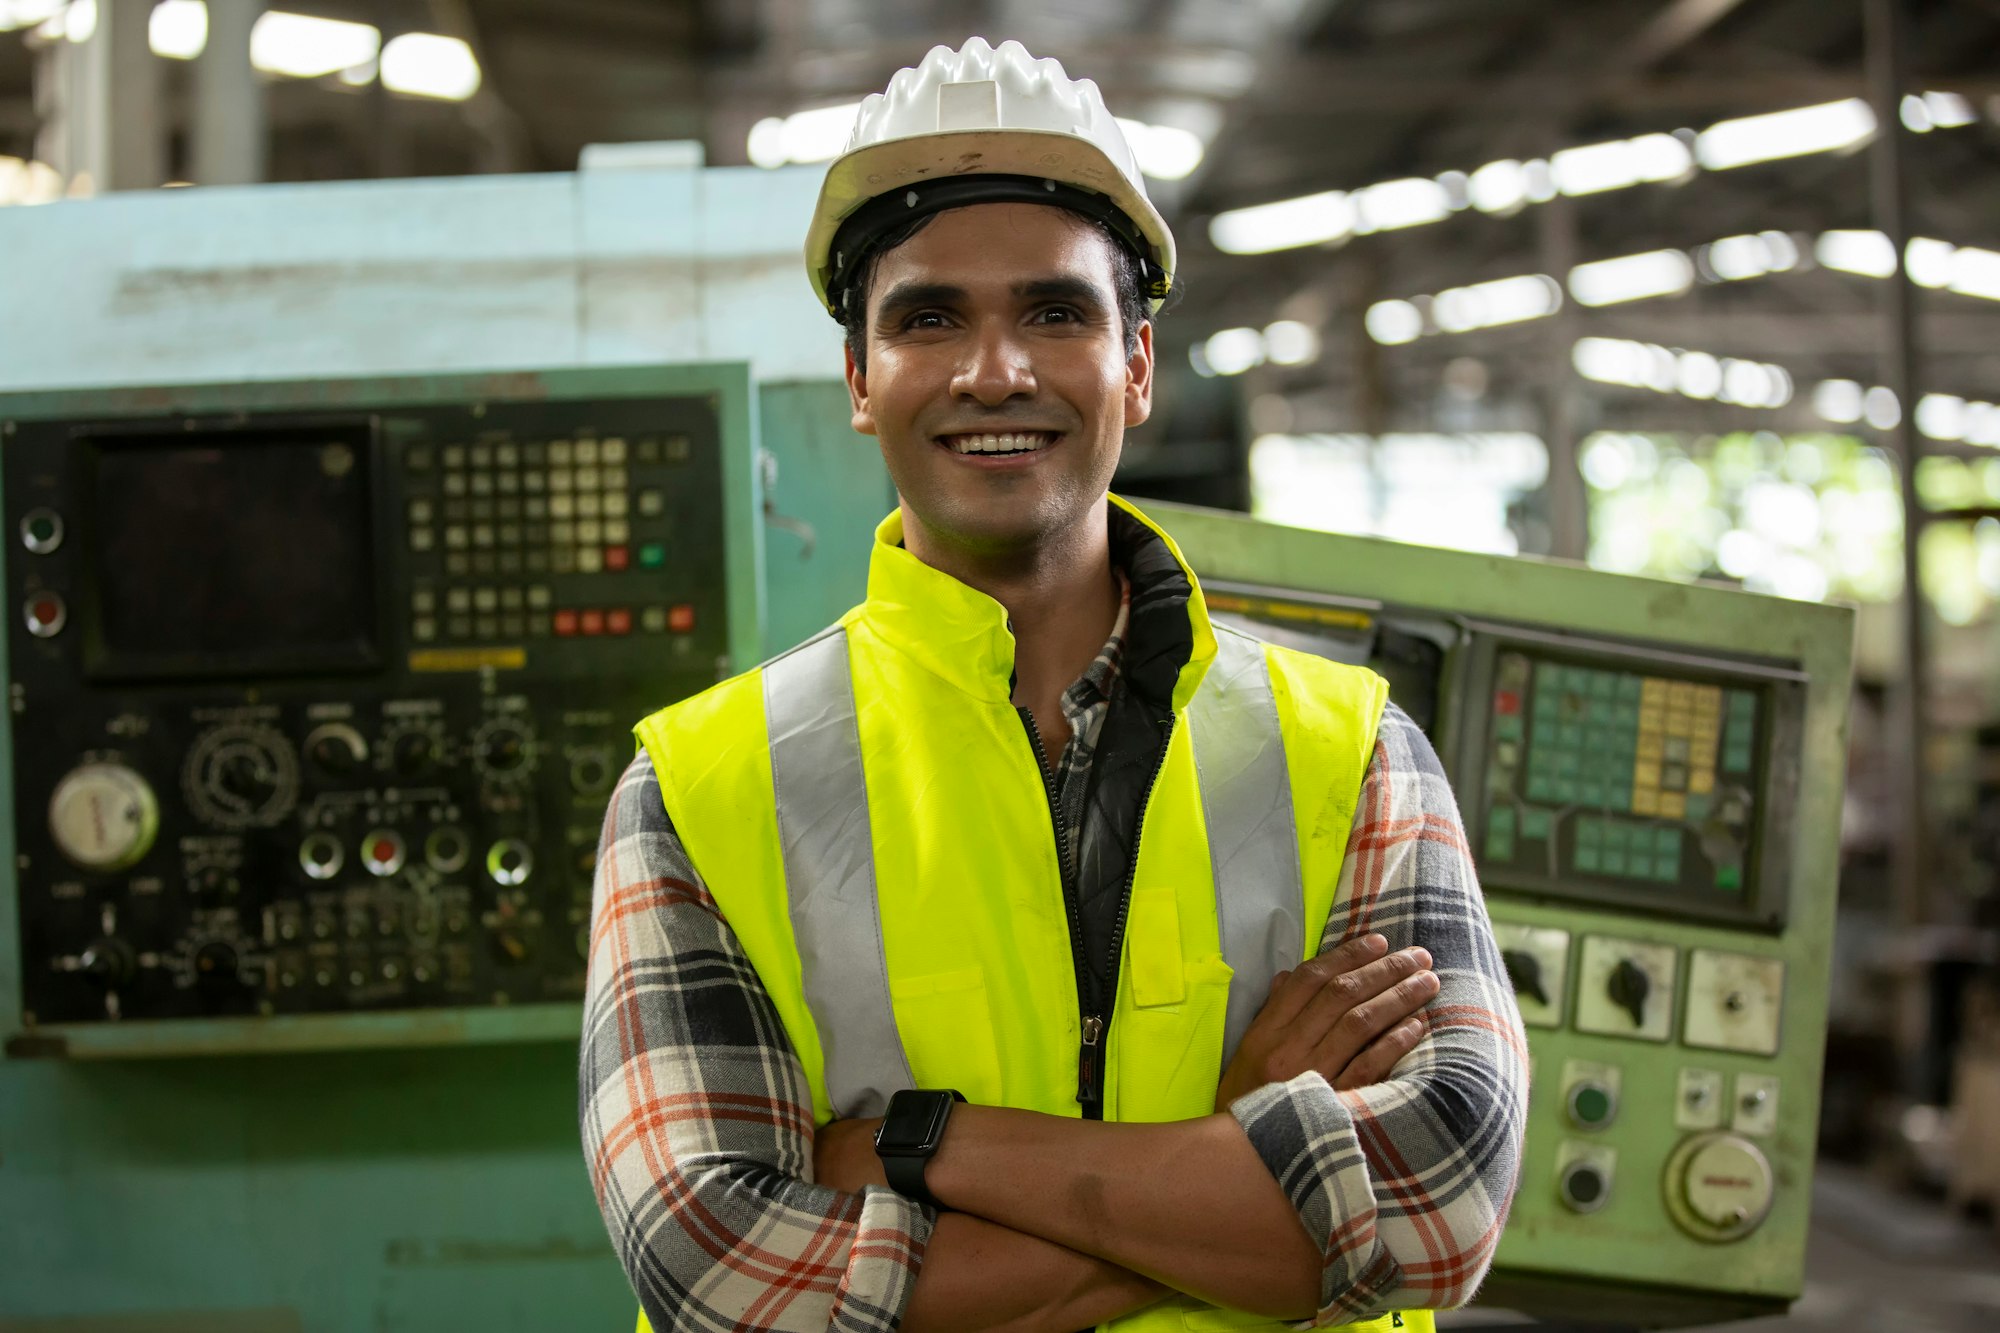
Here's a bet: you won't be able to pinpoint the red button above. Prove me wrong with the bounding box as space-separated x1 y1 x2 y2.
607 608 632 636
553 610 579 637
668 603 695 633
372 838 399 864
580 609 606 636
1496 690 1521 716
605 545 630 571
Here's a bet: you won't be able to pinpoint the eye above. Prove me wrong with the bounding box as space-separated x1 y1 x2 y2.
1033 305 1082 325
902 310 951 330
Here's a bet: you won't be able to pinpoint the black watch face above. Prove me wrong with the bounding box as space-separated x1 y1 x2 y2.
880 1093 949 1151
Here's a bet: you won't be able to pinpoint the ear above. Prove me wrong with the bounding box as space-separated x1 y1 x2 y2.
845 341 877 437
1123 320 1155 429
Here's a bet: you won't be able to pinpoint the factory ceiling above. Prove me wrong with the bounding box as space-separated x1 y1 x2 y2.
2 0 1998 462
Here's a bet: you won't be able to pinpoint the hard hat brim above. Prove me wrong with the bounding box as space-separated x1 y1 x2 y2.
806 129 1177 315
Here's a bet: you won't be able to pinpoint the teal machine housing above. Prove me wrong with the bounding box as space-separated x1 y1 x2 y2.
0 166 1849 1330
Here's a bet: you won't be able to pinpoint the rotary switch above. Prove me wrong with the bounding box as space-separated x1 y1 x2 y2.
1502 948 1548 1007
49 763 160 872
1665 1132 1775 1241
1607 957 1651 1027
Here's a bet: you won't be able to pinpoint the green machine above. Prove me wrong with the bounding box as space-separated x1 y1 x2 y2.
1156 501 1853 1328
0 369 1846 1329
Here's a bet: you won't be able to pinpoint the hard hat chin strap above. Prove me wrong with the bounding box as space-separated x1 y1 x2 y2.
825 174 1165 322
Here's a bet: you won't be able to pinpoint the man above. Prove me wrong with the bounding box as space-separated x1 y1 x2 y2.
581 36 1527 1333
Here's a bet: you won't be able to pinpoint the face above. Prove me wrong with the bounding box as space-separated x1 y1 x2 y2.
844 203 1153 560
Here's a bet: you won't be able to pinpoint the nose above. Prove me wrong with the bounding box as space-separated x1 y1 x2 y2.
950 318 1036 406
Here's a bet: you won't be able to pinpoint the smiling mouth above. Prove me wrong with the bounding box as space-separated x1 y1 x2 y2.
937 431 1061 456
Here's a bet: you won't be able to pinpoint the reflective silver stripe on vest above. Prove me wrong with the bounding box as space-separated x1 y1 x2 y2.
1190 627 1305 1068
764 626 914 1118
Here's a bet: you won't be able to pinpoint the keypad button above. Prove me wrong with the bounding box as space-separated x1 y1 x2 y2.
412 589 437 613
447 614 473 638
407 444 435 471
553 548 577 573
605 545 630 572
608 608 633 635
601 438 628 464
576 493 602 518
409 499 434 524
577 519 603 544
551 521 575 545
550 494 575 520
498 498 521 520
471 553 496 575
638 543 666 569
472 525 495 548
498 551 522 574
602 465 629 490
549 441 574 466
580 609 606 636
574 439 600 466
497 472 520 495
523 471 545 493
501 587 524 610
668 604 695 632
604 519 631 545
604 491 629 517
523 442 546 466
473 587 498 612
525 550 549 573
641 606 668 632
549 470 574 493
575 466 601 490
445 525 469 550
501 614 525 637
577 546 603 573
446 553 471 576
444 499 470 521
470 473 494 497
443 473 467 497
553 609 579 636
470 444 494 469
635 438 662 463
666 436 691 462
471 498 496 521
498 524 522 547
528 615 551 638
527 585 552 609
475 614 499 638
410 528 436 552
442 446 467 469
497 444 520 468
413 616 438 642
525 498 548 521
447 588 472 612
637 490 665 517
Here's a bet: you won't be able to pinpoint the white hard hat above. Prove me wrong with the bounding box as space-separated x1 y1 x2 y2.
805 37 1177 320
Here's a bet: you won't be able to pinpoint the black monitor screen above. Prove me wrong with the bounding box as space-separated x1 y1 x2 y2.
86 428 380 679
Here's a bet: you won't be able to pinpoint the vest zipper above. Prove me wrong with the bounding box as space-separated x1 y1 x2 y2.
1019 707 1176 1121
1017 707 1102 1118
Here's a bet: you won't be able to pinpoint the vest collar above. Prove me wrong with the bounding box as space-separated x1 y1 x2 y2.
856 495 1218 712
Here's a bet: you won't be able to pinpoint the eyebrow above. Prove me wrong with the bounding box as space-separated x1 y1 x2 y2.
872 274 1114 325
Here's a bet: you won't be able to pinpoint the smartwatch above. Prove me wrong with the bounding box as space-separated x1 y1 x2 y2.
873 1088 965 1209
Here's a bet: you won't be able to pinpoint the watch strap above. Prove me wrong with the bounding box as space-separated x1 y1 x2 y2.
882 1150 943 1210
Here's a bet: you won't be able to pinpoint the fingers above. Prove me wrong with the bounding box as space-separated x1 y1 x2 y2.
1309 966 1439 1078
1333 1015 1428 1091
1260 934 1387 1026
1289 946 1433 1047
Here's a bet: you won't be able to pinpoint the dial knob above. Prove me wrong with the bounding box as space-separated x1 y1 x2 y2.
78 935 137 987
569 748 614 796
1502 948 1548 1007
193 940 241 989
49 763 159 871
1665 1132 1774 1241
479 725 529 774
1607 958 1651 1027
391 729 437 777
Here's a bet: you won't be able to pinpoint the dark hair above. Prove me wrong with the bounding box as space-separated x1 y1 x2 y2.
834 205 1152 374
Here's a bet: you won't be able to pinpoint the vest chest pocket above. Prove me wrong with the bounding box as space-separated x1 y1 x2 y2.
1115 887 1234 1121
888 967 1003 1105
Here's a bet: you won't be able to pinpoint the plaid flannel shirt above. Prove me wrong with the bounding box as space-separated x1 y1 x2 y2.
581 630 1527 1329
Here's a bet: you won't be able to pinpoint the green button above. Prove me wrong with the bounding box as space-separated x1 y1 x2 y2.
638 543 667 569
1489 806 1516 836
1555 778 1579 802
1605 822 1630 850
1528 775 1555 802
1617 674 1643 701
1655 854 1681 881
1590 672 1616 699
27 515 56 542
1656 827 1682 854
1603 851 1628 875
1521 808 1552 840
1560 723 1584 747
1729 690 1757 719
1495 714 1523 741
1724 745 1752 773
1581 781 1606 807
1575 846 1600 872
1577 817 1603 846
1570 1082 1615 1127
1716 864 1743 891
1486 837 1515 863
1564 666 1593 694
1685 793 1712 820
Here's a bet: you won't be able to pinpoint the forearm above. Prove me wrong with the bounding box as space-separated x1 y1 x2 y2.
903 1212 1165 1333
925 1106 1320 1319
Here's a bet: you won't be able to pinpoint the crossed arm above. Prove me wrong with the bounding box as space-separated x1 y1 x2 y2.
580 704 1528 1333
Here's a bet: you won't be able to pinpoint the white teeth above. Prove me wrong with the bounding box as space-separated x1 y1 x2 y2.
946 432 1054 454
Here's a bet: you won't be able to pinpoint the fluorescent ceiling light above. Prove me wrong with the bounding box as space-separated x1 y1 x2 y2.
1864 386 1901 430
1704 231 1799 281
1696 99 1875 170
1577 337 1790 408
745 103 862 169
1209 190 1354 255
1432 273 1562 332
1550 133 1691 196
1364 299 1423 346
1950 245 2000 302
1204 327 1265 376
1568 249 1694 306
149 0 206 59
251 11 380 79
381 33 480 101
1812 379 1864 424
1467 159 1528 214
1116 118 1205 181
1923 91 1977 130
0 1 62 33
1815 229 1895 277
0 156 63 207
1918 394 1966 441
1262 320 1319 367
1353 177 1449 232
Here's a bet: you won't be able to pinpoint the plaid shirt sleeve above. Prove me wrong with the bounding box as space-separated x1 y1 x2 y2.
579 751 932 1333
1229 702 1531 1324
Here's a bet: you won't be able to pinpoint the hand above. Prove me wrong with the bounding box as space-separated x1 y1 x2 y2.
812 1115 887 1194
1213 933 1438 1112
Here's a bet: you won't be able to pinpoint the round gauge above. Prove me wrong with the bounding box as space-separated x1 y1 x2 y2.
49 763 160 871
1663 1131 1774 1242
183 724 300 829
471 719 537 784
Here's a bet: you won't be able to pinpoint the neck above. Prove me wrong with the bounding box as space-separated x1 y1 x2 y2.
901 498 1120 743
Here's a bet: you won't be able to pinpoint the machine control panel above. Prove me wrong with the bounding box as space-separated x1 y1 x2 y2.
6 389 731 1028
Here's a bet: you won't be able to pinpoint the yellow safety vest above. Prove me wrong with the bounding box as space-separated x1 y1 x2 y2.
630 496 1425 1333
